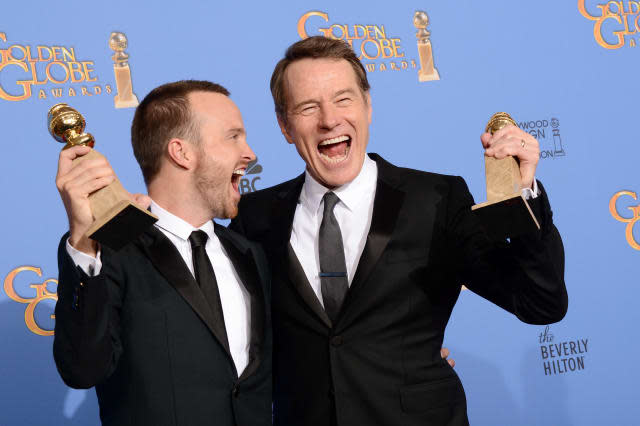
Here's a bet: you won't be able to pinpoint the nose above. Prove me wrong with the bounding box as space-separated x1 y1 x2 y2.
319 104 339 130
242 139 256 163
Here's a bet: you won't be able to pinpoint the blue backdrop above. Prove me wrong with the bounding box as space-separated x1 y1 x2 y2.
1 1 639 424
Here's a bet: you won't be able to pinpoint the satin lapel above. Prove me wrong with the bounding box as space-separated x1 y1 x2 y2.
214 224 265 381
286 243 332 328
136 227 232 357
339 173 405 322
271 175 332 329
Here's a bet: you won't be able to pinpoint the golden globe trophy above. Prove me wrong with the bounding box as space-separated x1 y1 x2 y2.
413 11 440 82
48 103 157 250
471 112 540 239
109 32 139 109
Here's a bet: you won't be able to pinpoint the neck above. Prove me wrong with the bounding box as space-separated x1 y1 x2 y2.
148 178 213 228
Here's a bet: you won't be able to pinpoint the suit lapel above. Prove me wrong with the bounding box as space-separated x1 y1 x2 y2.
214 224 266 381
271 174 332 328
136 227 232 357
286 243 332 328
338 155 406 323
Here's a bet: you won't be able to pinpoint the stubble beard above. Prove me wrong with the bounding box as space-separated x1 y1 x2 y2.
194 155 237 220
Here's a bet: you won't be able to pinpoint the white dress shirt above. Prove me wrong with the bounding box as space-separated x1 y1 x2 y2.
290 154 539 308
290 155 378 307
67 200 252 375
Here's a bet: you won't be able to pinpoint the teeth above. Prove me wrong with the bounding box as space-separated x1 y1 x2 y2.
319 145 350 164
319 135 350 146
233 169 245 176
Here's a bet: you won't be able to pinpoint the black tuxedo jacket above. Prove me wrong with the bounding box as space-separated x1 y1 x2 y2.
231 154 567 426
53 223 272 426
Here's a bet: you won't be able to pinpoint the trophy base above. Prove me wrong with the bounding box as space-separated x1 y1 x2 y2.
418 69 440 82
471 193 540 240
114 95 139 109
86 199 158 251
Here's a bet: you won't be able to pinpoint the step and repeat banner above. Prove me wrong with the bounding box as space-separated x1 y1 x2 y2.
1 1 638 425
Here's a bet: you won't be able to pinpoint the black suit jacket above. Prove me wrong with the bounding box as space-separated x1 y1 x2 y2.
53 223 272 426
231 154 567 426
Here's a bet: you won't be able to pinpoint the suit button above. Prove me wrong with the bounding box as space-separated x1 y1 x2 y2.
232 385 239 398
330 335 343 347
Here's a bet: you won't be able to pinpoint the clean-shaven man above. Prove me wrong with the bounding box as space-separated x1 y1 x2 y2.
231 36 567 426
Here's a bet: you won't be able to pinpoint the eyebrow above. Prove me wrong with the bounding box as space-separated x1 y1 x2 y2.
291 88 358 111
226 127 245 136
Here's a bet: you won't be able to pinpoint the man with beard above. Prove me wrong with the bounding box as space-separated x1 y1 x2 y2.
53 80 271 426
231 36 567 425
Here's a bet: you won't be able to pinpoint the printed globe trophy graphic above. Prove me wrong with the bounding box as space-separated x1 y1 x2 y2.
413 11 440 82
471 112 540 239
109 31 139 109
48 103 156 250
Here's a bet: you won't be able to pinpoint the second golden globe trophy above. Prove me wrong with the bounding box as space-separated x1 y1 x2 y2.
471 112 540 239
48 103 157 250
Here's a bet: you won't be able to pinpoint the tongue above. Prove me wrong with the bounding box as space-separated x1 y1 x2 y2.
319 141 348 157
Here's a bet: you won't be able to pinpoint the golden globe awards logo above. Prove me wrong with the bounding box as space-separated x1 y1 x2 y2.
297 11 418 74
579 0 640 49
0 32 111 102
0 31 138 108
609 190 640 250
3 266 57 336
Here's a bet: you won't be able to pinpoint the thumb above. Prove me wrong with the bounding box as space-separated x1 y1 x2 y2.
130 192 152 209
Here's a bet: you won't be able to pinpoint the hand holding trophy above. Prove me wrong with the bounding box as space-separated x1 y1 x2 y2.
49 103 157 252
471 112 540 239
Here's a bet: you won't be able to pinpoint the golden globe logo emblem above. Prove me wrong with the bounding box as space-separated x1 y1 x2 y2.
297 11 417 73
609 190 640 250
579 0 640 49
0 32 113 102
3 266 57 336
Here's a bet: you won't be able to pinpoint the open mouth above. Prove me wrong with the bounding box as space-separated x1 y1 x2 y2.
317 135 351 164
231 168 245 194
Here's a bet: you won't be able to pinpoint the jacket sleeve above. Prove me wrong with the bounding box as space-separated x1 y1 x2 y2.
52 233 124 388
448 176 568 324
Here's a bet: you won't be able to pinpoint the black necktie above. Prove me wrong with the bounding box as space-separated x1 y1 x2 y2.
189 230 229 349
319 192 349 323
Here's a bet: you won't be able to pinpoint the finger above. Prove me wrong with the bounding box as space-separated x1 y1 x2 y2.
491 124 520 142
57 158 113 191
58 163 115 193
487 135 538 159
440 347 450 359
131 193 152 209
448 358 456 368
60 175 116 202
480 132 492 148
57 145 92 178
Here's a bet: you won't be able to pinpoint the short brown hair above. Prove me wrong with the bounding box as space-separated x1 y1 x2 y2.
270 36 370 121
131 80 230 184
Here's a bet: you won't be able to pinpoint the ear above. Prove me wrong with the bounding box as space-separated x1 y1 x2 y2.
277 114 295 145
167 138 195 169
365 91 372 125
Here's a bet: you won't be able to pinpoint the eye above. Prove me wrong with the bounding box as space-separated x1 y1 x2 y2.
300 105 318 115
337 97 352 105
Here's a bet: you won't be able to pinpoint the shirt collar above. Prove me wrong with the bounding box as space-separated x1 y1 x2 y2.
301 154 378 214
150 200 215 242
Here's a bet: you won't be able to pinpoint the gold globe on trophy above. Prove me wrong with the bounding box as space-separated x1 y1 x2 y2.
471 112 540 239
48 103 156 250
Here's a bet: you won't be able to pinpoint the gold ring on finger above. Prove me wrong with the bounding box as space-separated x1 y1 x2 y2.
521 139 526 148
